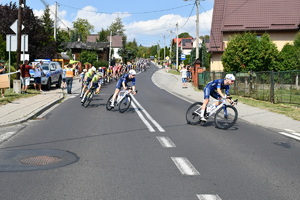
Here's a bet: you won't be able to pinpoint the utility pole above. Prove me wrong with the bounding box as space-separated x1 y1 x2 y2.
195 0 200 59
54 1 58 41
108 31 112 68
16 0 24 79
176 23 179 70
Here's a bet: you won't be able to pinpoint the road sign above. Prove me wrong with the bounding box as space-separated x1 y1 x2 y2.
10 20 24 34
180 54 186 60
6 34 28 52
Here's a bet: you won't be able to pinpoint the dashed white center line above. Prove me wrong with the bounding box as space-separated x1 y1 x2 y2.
156 136 176 148
171 157 200 175
197 194 222 200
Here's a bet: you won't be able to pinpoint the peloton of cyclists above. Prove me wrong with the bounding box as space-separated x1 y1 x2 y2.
200 74 236 122
110 69 137 107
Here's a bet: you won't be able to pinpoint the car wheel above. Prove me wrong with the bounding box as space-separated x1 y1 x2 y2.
46 78 51 90
56 76 62 88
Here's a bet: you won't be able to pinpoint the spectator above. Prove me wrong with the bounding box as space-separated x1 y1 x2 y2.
0 60 6 97
180 65 188 88
33 61 43 92
20 60 34 94
187 65 191 82
61 65 67 89
65 64 75 94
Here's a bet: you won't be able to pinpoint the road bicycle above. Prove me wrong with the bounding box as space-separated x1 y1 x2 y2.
106 88 137 113
186 95 238 129
81 87 97 108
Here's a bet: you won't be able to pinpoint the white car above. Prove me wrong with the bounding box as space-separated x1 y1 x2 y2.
30 60 63 90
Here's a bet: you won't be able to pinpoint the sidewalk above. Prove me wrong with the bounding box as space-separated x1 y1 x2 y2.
0 77 81 127
152 67 300 133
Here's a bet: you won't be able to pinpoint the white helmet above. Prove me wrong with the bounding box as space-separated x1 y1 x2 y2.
225 74 235 81
91 66 97 72
129 69 136 75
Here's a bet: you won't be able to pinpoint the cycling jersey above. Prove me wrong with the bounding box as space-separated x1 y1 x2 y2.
204 79 230 99
89 76 101 89
115 73 135 89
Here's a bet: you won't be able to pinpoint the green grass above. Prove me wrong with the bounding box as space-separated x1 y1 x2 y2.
167 69 180 75
232 95 300 121
0 89 40 106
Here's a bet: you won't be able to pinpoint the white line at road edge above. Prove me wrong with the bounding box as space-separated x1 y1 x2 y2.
171 157 200 175
278 132 300 141
131 101 155 132
197 194 222 200
0 132 16 143
156 136 176 148
131 94 165 132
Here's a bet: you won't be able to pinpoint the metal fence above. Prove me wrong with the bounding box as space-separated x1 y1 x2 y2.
198 70 300 105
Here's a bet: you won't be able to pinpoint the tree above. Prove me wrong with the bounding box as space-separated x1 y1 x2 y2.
118 36 128 62
257 33 280 71
79 50 97 64
178 32 191 38
108 17 125 36
222 32 261 72
73 18 94 42
41 6 53 36
97 28 109 42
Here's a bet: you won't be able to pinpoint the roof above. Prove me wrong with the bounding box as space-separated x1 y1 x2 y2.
86 34 99 43
107 35 123 48
63 41 109 50
210 0 300 52
173 37 194 49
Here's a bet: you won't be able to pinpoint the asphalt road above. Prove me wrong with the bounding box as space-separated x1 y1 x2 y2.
0 64 299 200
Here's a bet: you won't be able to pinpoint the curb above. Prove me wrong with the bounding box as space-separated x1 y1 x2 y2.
0 93 64 128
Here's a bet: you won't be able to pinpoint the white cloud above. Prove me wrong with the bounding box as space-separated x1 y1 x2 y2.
32 5 213 46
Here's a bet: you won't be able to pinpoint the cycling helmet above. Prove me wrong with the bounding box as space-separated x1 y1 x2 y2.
83 69 87 72
91 66 97 72
129 69 136 75
225 74 235 81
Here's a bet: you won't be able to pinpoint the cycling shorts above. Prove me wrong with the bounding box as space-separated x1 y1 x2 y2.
203 86 221 100
84 77 92 86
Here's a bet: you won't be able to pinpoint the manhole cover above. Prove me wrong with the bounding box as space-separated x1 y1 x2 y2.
20 156 62 165
0 149 79 172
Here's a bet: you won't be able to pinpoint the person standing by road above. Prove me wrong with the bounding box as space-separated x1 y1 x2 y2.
180 65 188 88
33 61 43 92
20 60 34 94
0 60 6 97
65 64 75 94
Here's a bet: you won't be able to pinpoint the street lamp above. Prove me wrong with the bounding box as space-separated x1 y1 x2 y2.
184 0 200 59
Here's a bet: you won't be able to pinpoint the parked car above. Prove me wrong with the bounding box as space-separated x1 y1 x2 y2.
29 59 63 90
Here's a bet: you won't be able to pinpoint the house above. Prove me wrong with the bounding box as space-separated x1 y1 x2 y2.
86 34 123 60
209 0 300 72
63 41 109 62
172 37 194 56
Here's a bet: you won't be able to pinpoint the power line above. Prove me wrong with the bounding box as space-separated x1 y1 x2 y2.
58 2 194 15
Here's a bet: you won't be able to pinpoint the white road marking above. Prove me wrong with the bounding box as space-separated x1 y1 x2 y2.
171 157 200 175
278 132 300 141
156 136 176 148
197 194 222 200
131 101 155 132
0 132 16 142
131 94 165 132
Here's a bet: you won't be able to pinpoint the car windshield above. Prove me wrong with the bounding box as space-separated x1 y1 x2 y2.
41 64 49 70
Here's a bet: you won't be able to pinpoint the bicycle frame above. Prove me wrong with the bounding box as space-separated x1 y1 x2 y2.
115 89 131 105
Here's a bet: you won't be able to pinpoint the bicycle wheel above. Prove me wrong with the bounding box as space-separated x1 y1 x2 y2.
118 95 132 113
106 94 114 110
186 102 202 125
83 92 93 107
214 105 238 129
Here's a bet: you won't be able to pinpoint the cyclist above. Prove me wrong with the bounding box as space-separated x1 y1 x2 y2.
110 69 137 107
200 74 236 122
81 72 103 103
80 66 96 98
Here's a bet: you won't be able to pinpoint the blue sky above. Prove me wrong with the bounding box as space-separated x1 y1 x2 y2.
1 0 214 47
